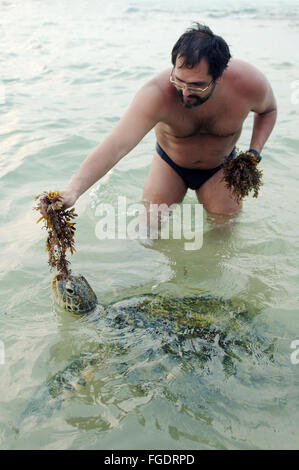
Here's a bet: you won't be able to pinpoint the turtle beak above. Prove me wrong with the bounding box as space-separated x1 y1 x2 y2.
51 276 58 297
51 276 66 309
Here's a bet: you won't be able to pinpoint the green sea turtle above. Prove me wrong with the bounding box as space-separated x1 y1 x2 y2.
16 274 275 434
52 274 98 314
51 274 274 368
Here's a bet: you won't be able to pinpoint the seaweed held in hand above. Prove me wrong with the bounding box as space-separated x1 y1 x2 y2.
34 191 77 279
222 151 263 205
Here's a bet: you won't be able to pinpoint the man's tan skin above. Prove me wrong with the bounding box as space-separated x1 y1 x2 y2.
42 56 277 217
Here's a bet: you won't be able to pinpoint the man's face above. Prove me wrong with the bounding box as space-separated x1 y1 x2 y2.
172 57 217 109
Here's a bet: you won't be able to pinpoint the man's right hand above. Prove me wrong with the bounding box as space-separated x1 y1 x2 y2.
57 189 79 210
39 189 79 217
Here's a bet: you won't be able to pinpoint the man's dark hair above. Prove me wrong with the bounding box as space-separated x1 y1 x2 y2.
171 23 232 80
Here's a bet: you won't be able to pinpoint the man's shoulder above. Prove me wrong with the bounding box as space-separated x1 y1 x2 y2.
143 69 172 94
127 69 172 122
226 59 268 95
136 69 173 107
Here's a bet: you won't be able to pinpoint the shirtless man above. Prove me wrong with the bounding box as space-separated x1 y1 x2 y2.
51 23 277 216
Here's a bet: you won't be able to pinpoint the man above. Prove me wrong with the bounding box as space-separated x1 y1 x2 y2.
49 23 277 216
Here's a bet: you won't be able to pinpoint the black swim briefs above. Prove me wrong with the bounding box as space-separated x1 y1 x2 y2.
156 142 236 190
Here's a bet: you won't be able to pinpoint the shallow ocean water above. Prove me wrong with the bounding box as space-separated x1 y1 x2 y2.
0 0 299 450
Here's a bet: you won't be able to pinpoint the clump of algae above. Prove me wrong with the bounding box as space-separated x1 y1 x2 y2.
34 191 77 279
222 151 263 205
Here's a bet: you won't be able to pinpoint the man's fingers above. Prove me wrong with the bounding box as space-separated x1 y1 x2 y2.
40 203 48 217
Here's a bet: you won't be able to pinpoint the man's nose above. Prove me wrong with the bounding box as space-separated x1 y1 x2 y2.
182 87 192 97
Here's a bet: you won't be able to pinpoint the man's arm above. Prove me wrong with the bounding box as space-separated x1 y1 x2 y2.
61 82 164 208
246 67 277 154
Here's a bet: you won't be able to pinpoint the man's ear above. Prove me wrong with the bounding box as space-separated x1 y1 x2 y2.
215 74 223 84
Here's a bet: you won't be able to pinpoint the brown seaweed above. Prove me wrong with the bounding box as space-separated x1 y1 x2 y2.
222 150 263 205
34 191 77 279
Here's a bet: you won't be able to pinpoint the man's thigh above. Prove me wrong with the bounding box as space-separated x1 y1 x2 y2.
142 151 188 205
196 167 242 215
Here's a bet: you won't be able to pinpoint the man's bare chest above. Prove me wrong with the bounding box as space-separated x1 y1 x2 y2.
164 95 250 139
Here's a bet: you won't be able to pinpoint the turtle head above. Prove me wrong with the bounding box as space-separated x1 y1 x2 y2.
52 274 98 314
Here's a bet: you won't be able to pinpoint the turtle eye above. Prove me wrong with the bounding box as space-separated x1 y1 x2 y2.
66 286 74 295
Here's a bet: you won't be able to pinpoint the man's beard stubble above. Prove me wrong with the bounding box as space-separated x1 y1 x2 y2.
177 82 216 109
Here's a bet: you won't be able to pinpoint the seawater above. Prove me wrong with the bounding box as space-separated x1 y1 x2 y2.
0 0 299 450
